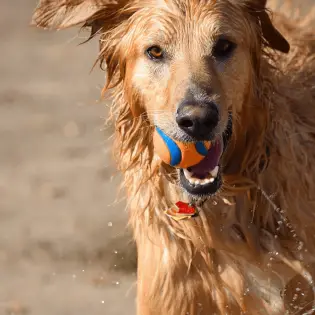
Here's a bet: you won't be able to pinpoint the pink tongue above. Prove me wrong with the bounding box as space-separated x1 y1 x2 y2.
189 140 222 176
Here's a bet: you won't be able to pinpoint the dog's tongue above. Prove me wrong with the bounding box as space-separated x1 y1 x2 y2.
189 140 222 176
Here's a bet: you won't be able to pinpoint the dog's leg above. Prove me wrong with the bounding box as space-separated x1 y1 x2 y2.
136 240 159 315
136 277 153 315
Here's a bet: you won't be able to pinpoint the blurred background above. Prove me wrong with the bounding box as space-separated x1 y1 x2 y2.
0 1 313 315
0 1 136 314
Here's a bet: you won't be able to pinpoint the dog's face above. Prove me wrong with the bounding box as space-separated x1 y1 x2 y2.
32 0 289 200
121 1 288 199
125 3 249 198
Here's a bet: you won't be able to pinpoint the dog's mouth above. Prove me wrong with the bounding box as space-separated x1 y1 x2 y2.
179 137 223 196
179 116 232 198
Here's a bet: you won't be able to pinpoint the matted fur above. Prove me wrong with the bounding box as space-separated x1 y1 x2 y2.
32 0 315 314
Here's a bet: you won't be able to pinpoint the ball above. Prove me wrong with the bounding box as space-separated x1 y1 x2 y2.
153 127 211 168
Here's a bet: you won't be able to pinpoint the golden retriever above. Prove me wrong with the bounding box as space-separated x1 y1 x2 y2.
32 0 315 314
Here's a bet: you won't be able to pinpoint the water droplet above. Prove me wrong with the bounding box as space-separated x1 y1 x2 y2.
244 288 250 296
101 301 105 304
114 250 118 254
108 222 113 227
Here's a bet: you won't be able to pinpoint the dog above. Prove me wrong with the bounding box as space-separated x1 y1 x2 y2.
32 0 315 314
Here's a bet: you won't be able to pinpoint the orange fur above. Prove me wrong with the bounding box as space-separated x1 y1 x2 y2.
32 0 315 314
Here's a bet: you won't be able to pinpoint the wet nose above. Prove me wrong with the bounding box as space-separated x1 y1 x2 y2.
176 101 219 140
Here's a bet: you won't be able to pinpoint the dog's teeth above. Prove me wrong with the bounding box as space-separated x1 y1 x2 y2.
184 169 192 179
210 166 219 178
184 167 218 186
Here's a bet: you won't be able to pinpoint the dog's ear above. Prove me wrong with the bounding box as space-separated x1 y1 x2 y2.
31 0 128 33
244 0 290 53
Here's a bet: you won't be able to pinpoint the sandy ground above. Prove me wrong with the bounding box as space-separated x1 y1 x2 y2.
0 1 313 315
1 1 136 314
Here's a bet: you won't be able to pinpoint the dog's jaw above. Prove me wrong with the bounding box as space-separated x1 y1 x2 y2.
177 113 232 200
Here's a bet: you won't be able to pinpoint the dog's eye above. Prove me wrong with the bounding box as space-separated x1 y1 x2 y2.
212 38 236 59
146 46 164 60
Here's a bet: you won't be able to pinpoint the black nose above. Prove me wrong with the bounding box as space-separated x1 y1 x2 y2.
176 101 219 140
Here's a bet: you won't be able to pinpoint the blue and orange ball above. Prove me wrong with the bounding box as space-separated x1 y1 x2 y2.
153 127 211 168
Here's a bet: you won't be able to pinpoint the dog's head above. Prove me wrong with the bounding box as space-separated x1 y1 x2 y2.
32 0 289 200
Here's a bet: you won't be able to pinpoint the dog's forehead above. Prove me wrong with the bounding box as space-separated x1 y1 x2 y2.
130 1 250 45
146 0 246 19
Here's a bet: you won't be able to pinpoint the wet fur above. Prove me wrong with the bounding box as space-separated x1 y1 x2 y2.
32 1 315 314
